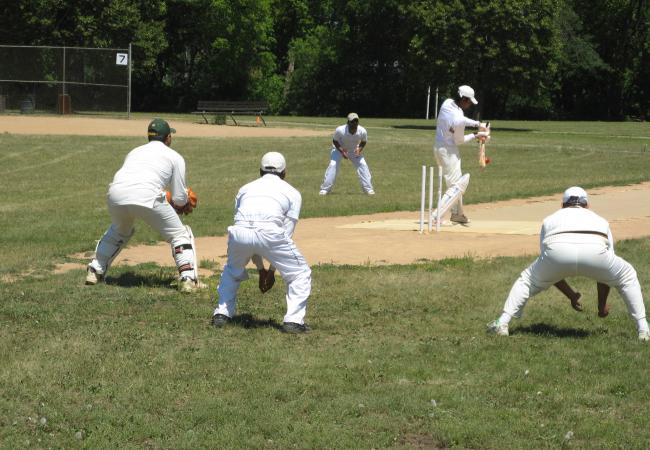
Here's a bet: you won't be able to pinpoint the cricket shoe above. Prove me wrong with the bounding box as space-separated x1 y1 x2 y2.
638 330 650 341
366 190 375 195
450 213 471 225
319 190 328 196
282 322 311 334
85 267 103 285
486 319 509 336
178 277 208 293
211 314 231 328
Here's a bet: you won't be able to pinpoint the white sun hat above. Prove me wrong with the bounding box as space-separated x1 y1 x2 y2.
562 186 588 205
458 85 478 104
260 152 286 173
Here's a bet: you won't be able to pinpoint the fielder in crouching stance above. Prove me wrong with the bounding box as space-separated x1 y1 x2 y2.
319 113 375 196
86 118 205 293
488 186 650 341
434 85 489 224
212 152 312 333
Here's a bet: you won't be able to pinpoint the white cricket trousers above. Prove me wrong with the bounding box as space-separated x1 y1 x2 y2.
503 234 647 328
214 224 312 324
89 196 194 276
433 144 464 215
320 148 373 194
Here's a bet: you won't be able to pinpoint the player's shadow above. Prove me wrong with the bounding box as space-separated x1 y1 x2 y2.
392 124 437 131
105 271 177 289
391 125 534 132
515 322 591 338
228 313 283 330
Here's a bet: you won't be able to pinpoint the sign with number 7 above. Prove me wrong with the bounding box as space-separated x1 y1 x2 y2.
116 53 128 66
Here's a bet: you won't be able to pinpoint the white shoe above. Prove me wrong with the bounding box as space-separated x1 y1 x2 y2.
367 190 375 195
487 319 509 336
319 190 328 196
179 277 208 293
85 267 103 285
638 331 650 341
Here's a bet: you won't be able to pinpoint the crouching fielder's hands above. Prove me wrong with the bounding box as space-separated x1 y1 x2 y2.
258 268 276 293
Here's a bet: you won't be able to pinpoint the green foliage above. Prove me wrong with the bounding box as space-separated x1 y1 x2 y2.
567 0 650 119
284 25 340 115
145 0 279 110
3 0 650 118
406 0 562 119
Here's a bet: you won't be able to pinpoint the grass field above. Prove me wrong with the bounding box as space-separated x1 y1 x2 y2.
1 117 650 448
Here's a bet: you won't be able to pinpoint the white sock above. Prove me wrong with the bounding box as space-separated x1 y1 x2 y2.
499 312 512 325
637 318 649 333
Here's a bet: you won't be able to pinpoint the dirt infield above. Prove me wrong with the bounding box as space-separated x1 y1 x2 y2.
0 115 328 138
57 182 650 275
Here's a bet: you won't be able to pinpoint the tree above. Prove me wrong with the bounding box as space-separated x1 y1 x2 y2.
571 0 650 119
405 0 561 119
553 1 609 118
158 0 281 111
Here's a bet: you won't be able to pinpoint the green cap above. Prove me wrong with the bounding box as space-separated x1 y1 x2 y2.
147 118 176 141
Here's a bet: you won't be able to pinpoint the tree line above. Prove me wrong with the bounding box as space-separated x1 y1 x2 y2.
1 0 648 120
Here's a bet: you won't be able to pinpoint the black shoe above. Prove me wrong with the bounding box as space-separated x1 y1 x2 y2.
282 322 311 334
211 314 231 328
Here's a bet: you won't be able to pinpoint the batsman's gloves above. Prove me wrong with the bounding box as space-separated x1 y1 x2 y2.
166 187 198 215
258 268 276 293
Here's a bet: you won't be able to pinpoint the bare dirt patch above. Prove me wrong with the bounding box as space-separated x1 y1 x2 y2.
59 182 650 274
0 115 328 138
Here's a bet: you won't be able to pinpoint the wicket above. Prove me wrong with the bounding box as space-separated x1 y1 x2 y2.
419 165 443 233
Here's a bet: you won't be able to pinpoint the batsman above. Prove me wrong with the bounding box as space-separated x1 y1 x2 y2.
85 118 206 293
433 85 489 224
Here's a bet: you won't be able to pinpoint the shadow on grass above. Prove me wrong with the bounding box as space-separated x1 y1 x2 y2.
393 124 437 131
230 313 283 331
515 322 591 338
391 124 535 132
105 271 177 289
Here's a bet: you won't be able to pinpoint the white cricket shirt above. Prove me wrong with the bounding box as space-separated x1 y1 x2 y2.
233 174 302 231
540 207 613 249
331 124 368 151
108 140 188 208
435 99 480 147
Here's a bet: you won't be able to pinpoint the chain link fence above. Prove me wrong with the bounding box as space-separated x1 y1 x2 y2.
0 44 131 117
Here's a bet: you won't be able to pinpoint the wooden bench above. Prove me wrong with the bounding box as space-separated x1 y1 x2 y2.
193 100 269 126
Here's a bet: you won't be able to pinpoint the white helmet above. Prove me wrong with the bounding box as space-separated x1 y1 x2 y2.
260 152 286 173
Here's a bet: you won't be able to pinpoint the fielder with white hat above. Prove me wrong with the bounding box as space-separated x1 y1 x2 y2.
433 85 488 224
488 186 650 341
319 112 375 195
212 152 312 333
